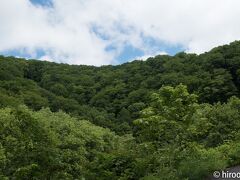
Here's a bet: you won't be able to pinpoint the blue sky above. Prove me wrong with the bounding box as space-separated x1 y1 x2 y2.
0 0 239 65
115 43 184 64
30 0 52 7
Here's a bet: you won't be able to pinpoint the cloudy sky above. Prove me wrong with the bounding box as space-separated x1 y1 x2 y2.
0 0 240 65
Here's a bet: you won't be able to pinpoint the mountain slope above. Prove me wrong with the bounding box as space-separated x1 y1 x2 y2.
1 41 240 133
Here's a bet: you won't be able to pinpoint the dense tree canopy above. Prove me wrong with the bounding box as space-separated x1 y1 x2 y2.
0 41 240 179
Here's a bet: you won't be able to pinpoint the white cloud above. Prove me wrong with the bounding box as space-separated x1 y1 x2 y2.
0 0 240 65
133 51 168 62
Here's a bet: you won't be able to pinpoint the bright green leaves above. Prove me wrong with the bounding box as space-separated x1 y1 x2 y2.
0 106 119 179
150 84 198 122
0 107 56 179
134 84 198 145
189 96 240 147
132 85 240 179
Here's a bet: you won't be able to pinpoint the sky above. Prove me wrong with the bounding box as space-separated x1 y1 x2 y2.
0 0 240 66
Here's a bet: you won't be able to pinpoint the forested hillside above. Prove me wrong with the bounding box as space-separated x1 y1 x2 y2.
0 41 240 179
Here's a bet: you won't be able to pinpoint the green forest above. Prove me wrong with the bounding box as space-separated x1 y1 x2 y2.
0 41 240 179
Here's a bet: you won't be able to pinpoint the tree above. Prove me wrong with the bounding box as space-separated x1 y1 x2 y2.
134 84 198 144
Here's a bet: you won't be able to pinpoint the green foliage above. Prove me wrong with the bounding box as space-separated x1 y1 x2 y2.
178 143 228 179
1 41 240 133
0 106 57 179
134 84 197 144
0 41 240 179
189 96 240 147
0 106 119 179
133 84 240 180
